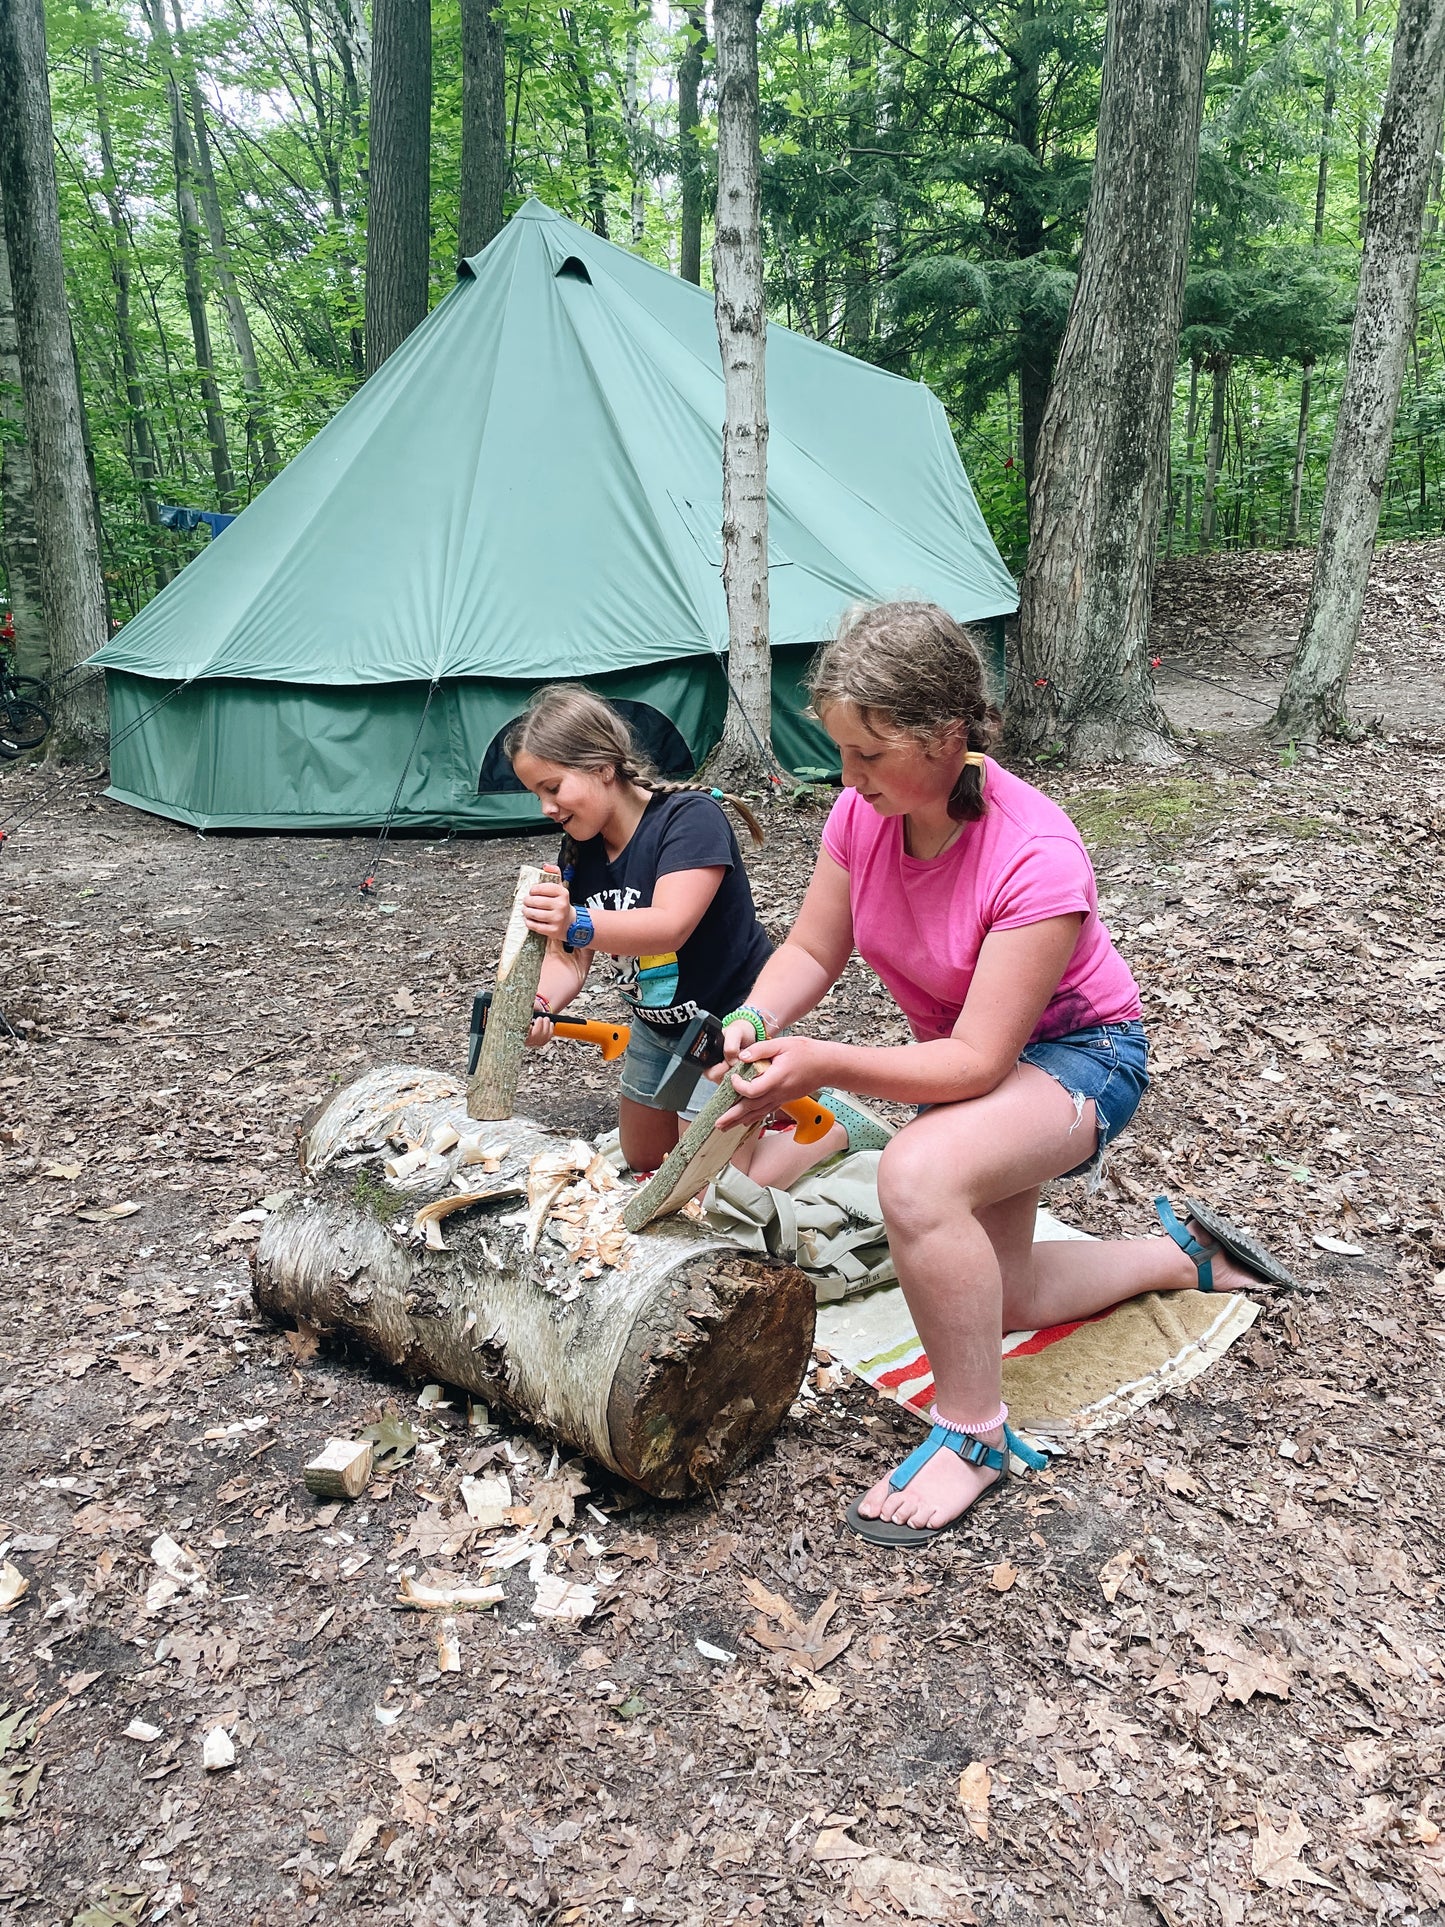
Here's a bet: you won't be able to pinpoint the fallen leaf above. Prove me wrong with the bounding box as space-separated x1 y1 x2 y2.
988 1562 1017 1593
76 1201 142 1223
957 1761 990 1840
847 1854 977 1922
812 1826 870 1863
1018 1695 1060 1739
1252 1808 1324 1889
1224 1654 1292 1703
42 1162 84 1180
1163 1464 1204 1497
389 1750 430 1828
338 1815 382 1875
743 1579 852 1674
359 1415 418 1469
284 1324 321 1364
0 1563 28 1612
201 1726 235 1771
1052 1751 1100 1795
1174 1672 1223 1719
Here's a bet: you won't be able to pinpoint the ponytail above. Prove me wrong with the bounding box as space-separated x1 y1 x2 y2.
505 682 766 854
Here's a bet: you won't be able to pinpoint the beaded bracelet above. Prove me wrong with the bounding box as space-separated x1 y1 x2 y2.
721 1005 768 1043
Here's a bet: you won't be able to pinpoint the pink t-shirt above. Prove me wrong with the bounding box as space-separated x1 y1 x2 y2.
820 758 1141 1044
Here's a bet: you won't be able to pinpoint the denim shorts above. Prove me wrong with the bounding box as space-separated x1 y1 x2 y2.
618 1019 714 1118
1020 1018 1149 1177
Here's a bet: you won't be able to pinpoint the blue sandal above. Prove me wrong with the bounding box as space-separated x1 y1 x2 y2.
845 1421 1048 1549
1156 1195 1298 1292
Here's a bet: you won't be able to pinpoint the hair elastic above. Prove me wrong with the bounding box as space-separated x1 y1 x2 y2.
961 752 988 770
929 1400 1007 1437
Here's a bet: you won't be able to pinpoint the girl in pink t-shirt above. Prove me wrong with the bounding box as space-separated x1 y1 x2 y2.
718 601 1296 1548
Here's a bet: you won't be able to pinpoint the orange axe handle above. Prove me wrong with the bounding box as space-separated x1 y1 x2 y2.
778 1095 836 1146
553 1018 630 1063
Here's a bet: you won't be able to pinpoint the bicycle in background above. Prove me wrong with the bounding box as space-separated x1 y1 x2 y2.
0 614 52 760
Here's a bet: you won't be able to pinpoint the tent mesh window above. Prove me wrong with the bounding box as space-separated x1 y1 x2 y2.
478 699 696 793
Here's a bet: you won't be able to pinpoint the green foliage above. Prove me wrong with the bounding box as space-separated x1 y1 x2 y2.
1 0 1440 642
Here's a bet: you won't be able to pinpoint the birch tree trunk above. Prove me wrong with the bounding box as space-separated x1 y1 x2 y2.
678 5 707 286
1274 0 1445 743
1010 0 1209 767
0 196 49 684
253 1067 814 1499
710 0 773 785
458 0 506 258
366 0 432 375
170 0 280 487
0 0 107 732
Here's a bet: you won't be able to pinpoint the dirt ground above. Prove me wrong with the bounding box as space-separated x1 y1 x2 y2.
1 544 1444 1927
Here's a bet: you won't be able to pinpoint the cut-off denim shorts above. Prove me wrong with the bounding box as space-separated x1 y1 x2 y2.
1020 1018 1149 1179
619 1018 714 1119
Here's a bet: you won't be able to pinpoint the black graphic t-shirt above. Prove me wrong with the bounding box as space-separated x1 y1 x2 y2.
566 791 773 1034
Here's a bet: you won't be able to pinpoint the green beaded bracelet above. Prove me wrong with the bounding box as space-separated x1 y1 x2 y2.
721 1006 768 1042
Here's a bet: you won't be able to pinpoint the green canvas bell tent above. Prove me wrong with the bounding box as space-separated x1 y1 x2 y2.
92 198 1018 832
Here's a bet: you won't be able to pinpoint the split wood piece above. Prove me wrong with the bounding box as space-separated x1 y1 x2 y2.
256 1065 814 1500
303 1438 374 1500
467 863 552 1122
623 1068 761 1233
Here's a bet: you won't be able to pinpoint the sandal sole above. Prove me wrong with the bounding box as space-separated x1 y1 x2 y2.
1184 1197 1301 1291
843 1498 965 1549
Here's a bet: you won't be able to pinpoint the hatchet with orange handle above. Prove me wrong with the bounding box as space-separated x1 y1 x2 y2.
468 992 629 1071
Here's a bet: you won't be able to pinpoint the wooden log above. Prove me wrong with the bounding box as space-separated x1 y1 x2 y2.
303 1439 374 1500
467 864 551 1121
623 1068 760 1232
257 1066 814 1500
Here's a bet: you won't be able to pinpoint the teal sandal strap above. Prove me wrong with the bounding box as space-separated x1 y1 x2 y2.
887 1421 1047 1492
1155 1194 1221 1292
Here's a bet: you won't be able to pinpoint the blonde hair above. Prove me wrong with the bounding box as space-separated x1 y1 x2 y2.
807 601 999 822
505 684 764 861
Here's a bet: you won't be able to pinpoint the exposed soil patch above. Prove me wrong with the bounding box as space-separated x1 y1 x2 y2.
1 547 1443 1925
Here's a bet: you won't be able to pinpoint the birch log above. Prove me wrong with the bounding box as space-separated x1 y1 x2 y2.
467 864 548 1121
254 1066 814 1499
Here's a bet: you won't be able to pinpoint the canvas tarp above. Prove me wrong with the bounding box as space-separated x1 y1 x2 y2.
93 197 1017 831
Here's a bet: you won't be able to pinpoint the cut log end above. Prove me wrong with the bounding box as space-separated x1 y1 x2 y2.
606 1253 815 1500
303 1438 374 1501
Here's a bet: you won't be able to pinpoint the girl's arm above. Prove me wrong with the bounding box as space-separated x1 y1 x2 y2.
718 912 1084 1125
522 868 726 955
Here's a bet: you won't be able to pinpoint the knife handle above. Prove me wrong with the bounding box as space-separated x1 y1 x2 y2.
553 1019 631 1063
780 1095 835 1146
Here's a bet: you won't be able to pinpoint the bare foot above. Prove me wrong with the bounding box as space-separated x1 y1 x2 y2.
854 1427 1006 1532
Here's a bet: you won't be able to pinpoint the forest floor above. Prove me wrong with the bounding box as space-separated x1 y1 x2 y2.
1 541 1443 1927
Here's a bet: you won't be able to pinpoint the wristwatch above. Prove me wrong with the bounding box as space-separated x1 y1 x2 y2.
563 904 595 953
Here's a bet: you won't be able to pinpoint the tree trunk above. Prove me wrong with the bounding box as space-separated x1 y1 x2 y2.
252 1066 814 1500
1182 353 1200 544
0 0 108 735
85 22 171 594
1199 353 1229 548
1275 0 1445 743
1287 359 1313 544
841 9 872 355
142 0 237 512
678 6 707 285
1010 0 1209 767
709 0 773 784
170 0 280 488
561 9 608 239
366 0 432 375
0 196 49 683
624 7 646 245
459 0 506 257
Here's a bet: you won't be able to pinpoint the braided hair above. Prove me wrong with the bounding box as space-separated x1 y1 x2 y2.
504 684 764 874
806 600 999 823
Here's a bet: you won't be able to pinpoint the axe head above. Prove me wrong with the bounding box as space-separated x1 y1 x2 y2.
650 1011 726 1109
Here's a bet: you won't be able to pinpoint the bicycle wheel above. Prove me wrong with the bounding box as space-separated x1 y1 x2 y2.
0 697 50 758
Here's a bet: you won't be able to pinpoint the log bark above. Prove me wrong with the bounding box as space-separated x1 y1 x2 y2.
467 865 547 1120
253 1066 814 1499
1010 0 1209 767
710 0 773 786
1273 0 1445 743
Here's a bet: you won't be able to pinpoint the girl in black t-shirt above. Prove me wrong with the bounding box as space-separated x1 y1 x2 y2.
507 684 860 1175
